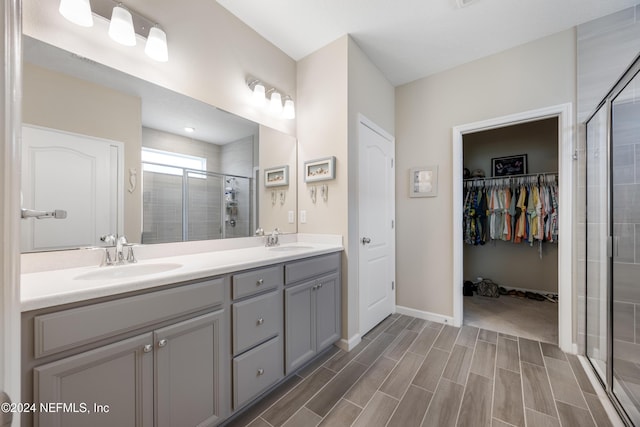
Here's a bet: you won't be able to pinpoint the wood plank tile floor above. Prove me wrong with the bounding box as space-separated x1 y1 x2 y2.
223 314 616 427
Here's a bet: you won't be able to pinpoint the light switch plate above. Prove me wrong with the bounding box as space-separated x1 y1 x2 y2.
288 211 294 223
300 210 307 223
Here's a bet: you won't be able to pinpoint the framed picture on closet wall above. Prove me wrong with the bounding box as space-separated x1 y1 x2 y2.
409 166 438 197
491 154 528 177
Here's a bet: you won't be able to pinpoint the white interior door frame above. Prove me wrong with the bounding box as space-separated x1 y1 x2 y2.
1 0 22 423
452 103 574 353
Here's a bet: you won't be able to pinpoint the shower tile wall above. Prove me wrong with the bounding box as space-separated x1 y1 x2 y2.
142 172 183 244
612 99 640 365
576 4 640 354
221 136 255 238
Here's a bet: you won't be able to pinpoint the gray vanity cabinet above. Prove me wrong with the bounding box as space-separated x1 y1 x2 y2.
231 265 284 410
284 253 341 375
155 310 224 427
25 277 227 427
34 333 154 427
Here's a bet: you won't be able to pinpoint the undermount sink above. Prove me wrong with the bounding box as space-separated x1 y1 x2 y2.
268 245 315 252
74 262 183 281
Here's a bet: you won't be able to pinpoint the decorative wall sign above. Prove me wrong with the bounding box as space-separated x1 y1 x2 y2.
491 154 528 177
409 166 438 197
304 156 336 182
264 165 289 187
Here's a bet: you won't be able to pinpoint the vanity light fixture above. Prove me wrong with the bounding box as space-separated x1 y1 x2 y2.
246 77 295 120
58 0 170 62
145 25 169 62
283 96 295 120
269 90 283 115
59 0 94 27
108 4 136 47
248 79 267 106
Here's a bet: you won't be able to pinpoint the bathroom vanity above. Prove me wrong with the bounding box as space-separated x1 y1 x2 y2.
20 239 342 427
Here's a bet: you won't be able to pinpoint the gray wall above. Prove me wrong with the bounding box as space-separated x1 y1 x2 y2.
463 118 559 293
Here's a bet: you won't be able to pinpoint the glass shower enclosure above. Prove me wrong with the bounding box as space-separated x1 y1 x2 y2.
585 53 640 426
141 164 253 244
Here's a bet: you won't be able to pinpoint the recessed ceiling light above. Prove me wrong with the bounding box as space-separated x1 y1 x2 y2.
184 127 195 133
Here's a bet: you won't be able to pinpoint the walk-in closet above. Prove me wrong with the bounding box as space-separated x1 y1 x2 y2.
462 117 560 344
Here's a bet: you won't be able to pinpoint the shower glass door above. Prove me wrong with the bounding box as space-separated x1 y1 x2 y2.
611 69 640 425
585 55 640 426
585 104 609 382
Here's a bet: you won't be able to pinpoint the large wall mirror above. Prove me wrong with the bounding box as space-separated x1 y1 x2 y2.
21 35 297 252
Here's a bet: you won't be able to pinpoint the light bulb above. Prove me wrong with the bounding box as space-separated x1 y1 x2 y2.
145 26 169 62
59 0 93 27
252 82 266 107
283 98 295 119
108 5 136 46
269 91 283 114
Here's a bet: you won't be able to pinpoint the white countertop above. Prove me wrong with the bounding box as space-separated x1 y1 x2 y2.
21 237 343 312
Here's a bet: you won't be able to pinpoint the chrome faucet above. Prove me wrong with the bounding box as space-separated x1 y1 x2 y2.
265 228 280 247
99 234 136 266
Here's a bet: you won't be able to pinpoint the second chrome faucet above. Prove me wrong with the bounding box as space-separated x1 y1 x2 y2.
100 234 136 266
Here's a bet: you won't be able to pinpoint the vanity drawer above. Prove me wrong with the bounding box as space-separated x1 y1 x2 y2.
285 252 340 285
232 265 283 299
33 277 224 359
233 335 283 409
233 290 281 355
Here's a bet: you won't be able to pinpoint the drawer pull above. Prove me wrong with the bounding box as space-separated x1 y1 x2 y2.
257 318 264 326
257 368 264 376
257 278 264 286
158 339 168 348
143 344 153 353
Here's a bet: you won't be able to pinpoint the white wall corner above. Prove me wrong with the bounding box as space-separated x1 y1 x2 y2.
337 333 361 352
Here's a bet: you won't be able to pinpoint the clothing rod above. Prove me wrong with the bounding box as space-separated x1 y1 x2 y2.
463 171 558 182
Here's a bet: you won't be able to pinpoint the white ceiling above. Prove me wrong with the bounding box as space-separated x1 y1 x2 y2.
216 0 639 86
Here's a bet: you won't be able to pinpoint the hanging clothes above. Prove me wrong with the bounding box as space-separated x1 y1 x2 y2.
463 173 558 248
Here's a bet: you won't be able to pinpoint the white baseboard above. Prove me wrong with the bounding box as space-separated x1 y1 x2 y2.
396 305 455 326
337 333 361 352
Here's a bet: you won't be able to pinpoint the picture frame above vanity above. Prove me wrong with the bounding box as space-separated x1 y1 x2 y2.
264 165 289 187
304 156 336 183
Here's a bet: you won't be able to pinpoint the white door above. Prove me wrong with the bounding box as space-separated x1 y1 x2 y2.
21 125 122 251
358 118 395 335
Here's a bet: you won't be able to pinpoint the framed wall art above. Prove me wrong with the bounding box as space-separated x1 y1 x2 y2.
491 154 528 177
264 165 289 187
409 166 438 198
304 156 336 182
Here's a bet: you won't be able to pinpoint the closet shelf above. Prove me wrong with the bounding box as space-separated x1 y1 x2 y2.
464 172 557 187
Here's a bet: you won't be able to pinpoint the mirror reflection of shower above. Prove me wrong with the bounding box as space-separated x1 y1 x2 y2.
142 163 253 244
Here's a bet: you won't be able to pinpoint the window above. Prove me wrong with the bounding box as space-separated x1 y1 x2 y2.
142 147 207 178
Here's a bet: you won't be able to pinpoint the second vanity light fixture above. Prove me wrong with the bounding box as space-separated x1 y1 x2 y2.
247 77 295 120
58 0 169 62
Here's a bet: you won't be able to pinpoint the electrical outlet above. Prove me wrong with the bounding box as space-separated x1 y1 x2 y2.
300 210 307 223
288 211 294 223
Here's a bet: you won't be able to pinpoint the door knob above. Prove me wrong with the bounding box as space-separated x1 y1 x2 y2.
361 237 371 244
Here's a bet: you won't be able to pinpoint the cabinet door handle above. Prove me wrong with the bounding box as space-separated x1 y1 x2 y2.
318 283 323 289
257 318 264 326
312 285 317 290
158 339 168 348
257 368 264 376
143 344 153 353
257 278 264 286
